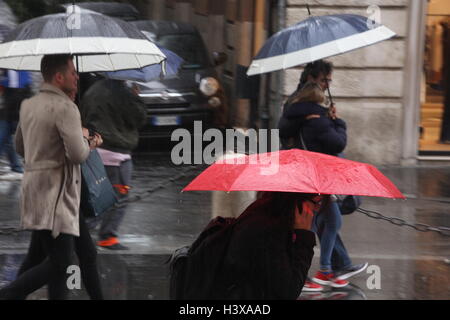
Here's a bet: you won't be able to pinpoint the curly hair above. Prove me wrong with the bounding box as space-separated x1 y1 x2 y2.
297 60 333 91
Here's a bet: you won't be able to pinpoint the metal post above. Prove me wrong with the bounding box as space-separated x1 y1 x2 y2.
402 0 427 164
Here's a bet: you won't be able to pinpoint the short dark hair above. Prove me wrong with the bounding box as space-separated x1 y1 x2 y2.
40 54 74 82
298 60 333 91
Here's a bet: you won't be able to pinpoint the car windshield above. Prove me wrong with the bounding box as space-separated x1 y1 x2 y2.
156 34 211 69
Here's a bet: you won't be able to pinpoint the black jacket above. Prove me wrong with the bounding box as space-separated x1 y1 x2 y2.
80 79 147 154
278 101 347 155
216 196 316 300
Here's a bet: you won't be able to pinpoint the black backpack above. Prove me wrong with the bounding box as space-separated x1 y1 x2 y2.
167 245 190 300
168 216 237 300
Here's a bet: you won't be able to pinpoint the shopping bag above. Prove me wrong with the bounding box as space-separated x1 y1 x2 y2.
80 149 118 217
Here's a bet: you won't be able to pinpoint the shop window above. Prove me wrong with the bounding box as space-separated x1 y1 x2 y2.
420 0 450 155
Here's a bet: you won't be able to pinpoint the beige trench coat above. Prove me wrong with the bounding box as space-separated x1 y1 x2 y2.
15 83 90 238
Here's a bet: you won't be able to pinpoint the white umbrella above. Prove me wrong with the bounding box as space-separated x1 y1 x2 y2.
0 6 166 72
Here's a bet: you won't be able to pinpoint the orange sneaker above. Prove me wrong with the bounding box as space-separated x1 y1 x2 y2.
97 237 129 250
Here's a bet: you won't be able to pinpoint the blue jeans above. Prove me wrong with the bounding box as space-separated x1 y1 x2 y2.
312 200 352 271
0 120 23 173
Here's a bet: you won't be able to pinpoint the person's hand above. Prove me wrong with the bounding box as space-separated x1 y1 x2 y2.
82 127 90 138
293 201 315 231
89 133 103 149
94 133 103 147
328 103 337 120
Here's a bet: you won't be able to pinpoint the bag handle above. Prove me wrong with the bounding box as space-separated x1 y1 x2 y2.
299 129 307 151
299 114 320 150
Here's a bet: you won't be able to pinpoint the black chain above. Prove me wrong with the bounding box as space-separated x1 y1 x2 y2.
0 165 196 235
357 207 450 237
0 222 22 236
113 165 195 208
0 227 20 235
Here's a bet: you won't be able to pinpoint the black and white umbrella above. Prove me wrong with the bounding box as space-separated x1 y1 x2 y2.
0 6 166 72
0 24 11 43
247 14 396 76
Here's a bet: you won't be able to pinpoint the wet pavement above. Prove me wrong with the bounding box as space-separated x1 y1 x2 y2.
0 153 449 300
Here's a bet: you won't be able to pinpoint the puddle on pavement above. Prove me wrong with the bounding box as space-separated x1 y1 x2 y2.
1 254 448 300
0 254 170 300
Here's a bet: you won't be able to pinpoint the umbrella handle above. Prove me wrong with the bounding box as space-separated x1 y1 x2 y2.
306 4 311 16
327 86 334 106
75 54 81 104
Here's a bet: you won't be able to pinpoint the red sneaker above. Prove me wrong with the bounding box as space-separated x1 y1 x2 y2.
302 280 324 292
312 271 349 288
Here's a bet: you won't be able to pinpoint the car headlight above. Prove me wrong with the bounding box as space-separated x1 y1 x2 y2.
199 77 219 96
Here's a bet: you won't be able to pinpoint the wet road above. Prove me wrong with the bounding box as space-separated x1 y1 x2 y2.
0 153 449 300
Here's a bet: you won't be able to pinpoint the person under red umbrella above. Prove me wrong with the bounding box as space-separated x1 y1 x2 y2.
207 192 322 300
184 105 404 298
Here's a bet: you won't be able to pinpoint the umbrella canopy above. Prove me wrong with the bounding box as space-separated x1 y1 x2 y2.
100 46 183 82
247 14 396 76
0 8 166 72
183 149 405 199
61 2 141 21
0 24 11 43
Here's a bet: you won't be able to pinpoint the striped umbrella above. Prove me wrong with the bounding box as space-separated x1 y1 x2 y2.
247 14 396 76
0 6 166 72
0 24 11 43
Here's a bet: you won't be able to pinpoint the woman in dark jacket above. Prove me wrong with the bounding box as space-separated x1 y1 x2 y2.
215 192 321 300
278 81 346 155
278 72 367 291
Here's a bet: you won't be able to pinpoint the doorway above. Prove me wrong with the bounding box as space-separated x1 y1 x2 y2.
419 0 450 155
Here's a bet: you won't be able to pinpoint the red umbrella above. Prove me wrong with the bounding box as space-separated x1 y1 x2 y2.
183 149 405 199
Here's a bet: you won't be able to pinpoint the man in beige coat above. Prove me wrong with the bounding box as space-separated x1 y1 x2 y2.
0 54 95 300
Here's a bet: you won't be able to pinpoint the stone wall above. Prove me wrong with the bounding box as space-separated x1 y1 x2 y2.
282 0 410 165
